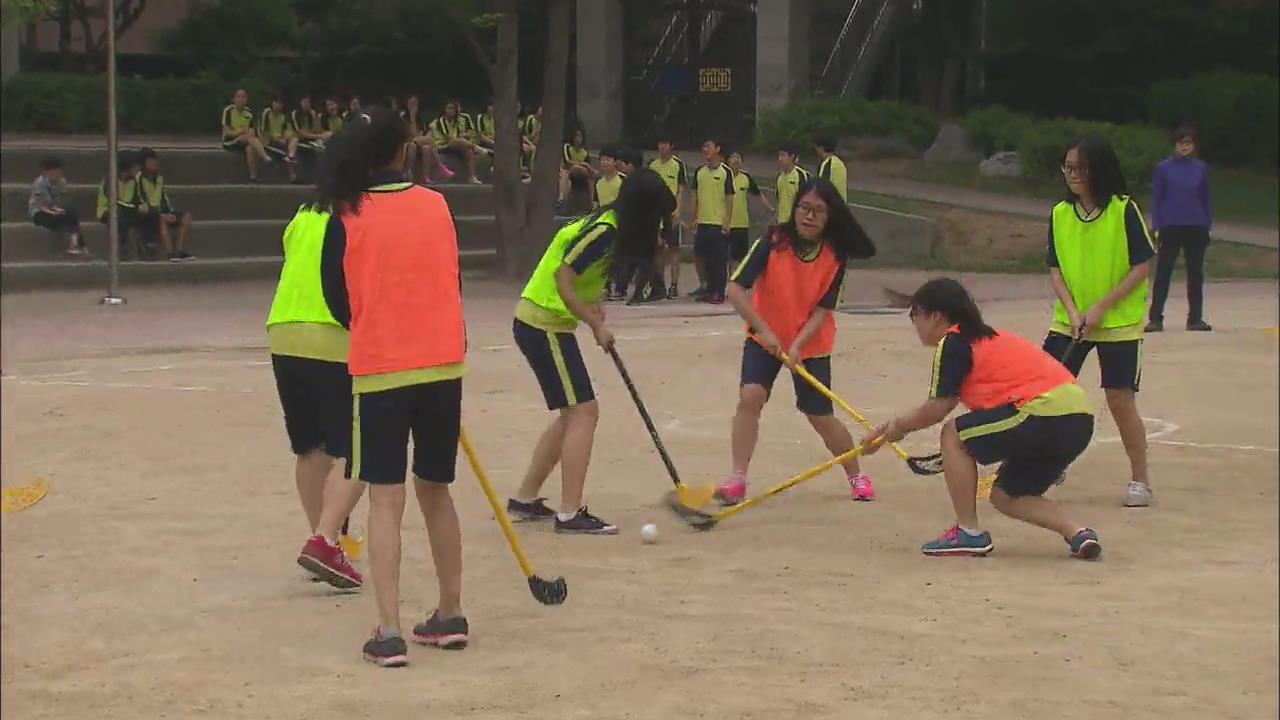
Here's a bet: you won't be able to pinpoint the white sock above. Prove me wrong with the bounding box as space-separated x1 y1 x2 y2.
556 512 576 522
514 496 538 504
958 524 985 537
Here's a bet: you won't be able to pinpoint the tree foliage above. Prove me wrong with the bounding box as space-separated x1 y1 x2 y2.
0 0 56 26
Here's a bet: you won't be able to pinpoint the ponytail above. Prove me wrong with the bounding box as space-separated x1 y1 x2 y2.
313 105 408 216
909 277 996 342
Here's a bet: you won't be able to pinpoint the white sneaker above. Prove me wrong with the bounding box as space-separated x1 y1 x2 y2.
1123 481 1152 507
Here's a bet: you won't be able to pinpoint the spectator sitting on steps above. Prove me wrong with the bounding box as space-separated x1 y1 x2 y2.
96 150 149 260
292 96 326 151
429 100 483 185
259 94 300 183
138 148 195 262
221 88 272 184
320 98 346 137
29 156 86 256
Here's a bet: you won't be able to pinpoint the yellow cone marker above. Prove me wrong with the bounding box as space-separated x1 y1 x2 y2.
1 478 49 513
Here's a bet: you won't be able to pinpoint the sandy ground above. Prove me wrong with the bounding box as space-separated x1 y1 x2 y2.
2 270 1277 720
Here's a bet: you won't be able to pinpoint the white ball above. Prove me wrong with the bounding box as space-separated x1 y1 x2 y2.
640 523 659 544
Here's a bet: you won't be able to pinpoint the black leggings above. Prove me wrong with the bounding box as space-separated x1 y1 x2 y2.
1149 225 1209 323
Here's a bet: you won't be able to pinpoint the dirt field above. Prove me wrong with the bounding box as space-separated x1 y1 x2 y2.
2 271 1277 720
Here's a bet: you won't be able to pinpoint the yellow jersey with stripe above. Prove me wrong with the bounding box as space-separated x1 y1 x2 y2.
648 155 688 201
818 154 848 202
595 172 626 206
775 166 811 223
731 170 761 230
690 163 735 227
221 104 253 139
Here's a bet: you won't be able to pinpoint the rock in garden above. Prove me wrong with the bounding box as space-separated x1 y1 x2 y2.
979 151 1023 178
924 123 982 165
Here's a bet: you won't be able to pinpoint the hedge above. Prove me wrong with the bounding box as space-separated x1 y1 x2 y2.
960 106 1169 192
1 73 275 134
755 98 940 154
1147 70 1279 167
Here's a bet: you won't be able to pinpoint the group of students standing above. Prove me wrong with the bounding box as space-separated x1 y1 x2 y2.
266 99 1209 664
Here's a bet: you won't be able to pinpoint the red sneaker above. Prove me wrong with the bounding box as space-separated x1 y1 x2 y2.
297 535 363 589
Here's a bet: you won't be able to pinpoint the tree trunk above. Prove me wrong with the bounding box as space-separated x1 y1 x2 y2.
516 0 572 278
489 0 527 278
57 0 72 68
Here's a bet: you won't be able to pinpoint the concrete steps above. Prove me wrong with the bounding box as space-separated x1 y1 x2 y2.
0 251 501 293
2 183 500 223
1 146 494 186
1 215 511 263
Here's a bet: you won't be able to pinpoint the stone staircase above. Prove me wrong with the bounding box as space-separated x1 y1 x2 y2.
0 146 506 292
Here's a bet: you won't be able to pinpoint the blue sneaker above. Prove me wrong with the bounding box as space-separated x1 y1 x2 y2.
1067 528 1102 560
921 525 993 557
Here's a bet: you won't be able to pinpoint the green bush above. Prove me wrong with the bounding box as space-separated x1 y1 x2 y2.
959 105 1168 191
1 73 274 134
755 98 940 153
1147 71 1279 166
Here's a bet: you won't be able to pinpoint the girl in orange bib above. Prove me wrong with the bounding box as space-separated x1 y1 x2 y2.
861 278 1102 560
716 178 876 506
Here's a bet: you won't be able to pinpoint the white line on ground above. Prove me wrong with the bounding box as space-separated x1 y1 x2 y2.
4 378 255 393
120 365 175 373
1095 417 1180 444
1148 439 1279 453
0 370 88 380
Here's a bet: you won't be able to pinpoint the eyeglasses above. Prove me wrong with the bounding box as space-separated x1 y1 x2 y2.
1060 163 1087 177
796 203 827 219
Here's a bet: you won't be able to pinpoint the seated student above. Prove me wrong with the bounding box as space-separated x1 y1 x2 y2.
96 150 149 259
558 126 596 207
429 100 483 184
345 96 362 120
258 94 300 182
28 156 86 255
476 103 496 152
222 88 273 183
402 94 452 184
517 102 538 179
320 98 346 137
861 277 1101 560
292 96 326 151
137 148 195 261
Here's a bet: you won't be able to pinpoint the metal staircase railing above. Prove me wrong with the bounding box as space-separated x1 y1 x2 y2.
838 0 905 98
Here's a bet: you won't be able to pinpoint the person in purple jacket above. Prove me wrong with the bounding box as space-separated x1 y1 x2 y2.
1146 126 1212 333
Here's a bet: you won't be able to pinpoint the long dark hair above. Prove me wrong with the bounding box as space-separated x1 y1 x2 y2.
1064 134 1127 205
313 106 408 216
596 168 674 276
774 177 875 261
909 278 996 342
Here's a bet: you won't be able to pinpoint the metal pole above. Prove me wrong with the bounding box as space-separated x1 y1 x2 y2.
100 0 125 305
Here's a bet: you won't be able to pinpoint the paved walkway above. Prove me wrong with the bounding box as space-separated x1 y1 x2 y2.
4 135 1274 249
742 155 1278 250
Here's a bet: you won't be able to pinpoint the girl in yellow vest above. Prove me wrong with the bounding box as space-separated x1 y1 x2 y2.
315 107 471 667
861 278 1101 560
1046 135 1155 507
508 170 675 535
715 178 877 506
269 202 366 591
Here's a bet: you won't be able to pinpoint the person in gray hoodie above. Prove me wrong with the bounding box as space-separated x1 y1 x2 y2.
29 156 85 255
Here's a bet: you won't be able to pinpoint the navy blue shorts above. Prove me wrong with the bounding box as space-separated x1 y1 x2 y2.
514 318 595 410
740 339 833 416
271 354 353 459
351 379 461 485
660 218 681 248
728 228 750 263
957 407 1093 497
1043 332 1142 392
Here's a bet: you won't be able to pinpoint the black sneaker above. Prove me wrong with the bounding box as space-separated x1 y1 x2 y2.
411 611 469 649
626 292 647 306
1186 320 1213 332
666 285 678 300
1144 319 1163 332
554 506 619 535
688 286 705 299
168 252 182 263
606 291 626 303
178 250 196 261
507 497 556 522
362 628 409 667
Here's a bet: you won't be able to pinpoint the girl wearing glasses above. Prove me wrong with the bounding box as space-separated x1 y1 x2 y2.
714 178 877 507
1047 134 1156 507
860 278 1101 559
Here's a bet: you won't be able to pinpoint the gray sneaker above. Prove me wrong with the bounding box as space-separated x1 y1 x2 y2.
1123 481 1153 507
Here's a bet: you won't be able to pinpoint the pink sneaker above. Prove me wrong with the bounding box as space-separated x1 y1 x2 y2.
714 475 747 506
850 473 876 501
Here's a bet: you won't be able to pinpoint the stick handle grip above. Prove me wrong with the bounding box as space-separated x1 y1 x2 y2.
459 427 535 579
782 353 911 461
609 346 684 487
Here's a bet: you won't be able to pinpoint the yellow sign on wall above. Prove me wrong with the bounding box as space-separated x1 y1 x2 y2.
699 67 732 92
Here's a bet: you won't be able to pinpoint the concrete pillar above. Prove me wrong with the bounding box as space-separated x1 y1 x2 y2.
1 26 20 85
755 0 809 125
575 0 623 144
